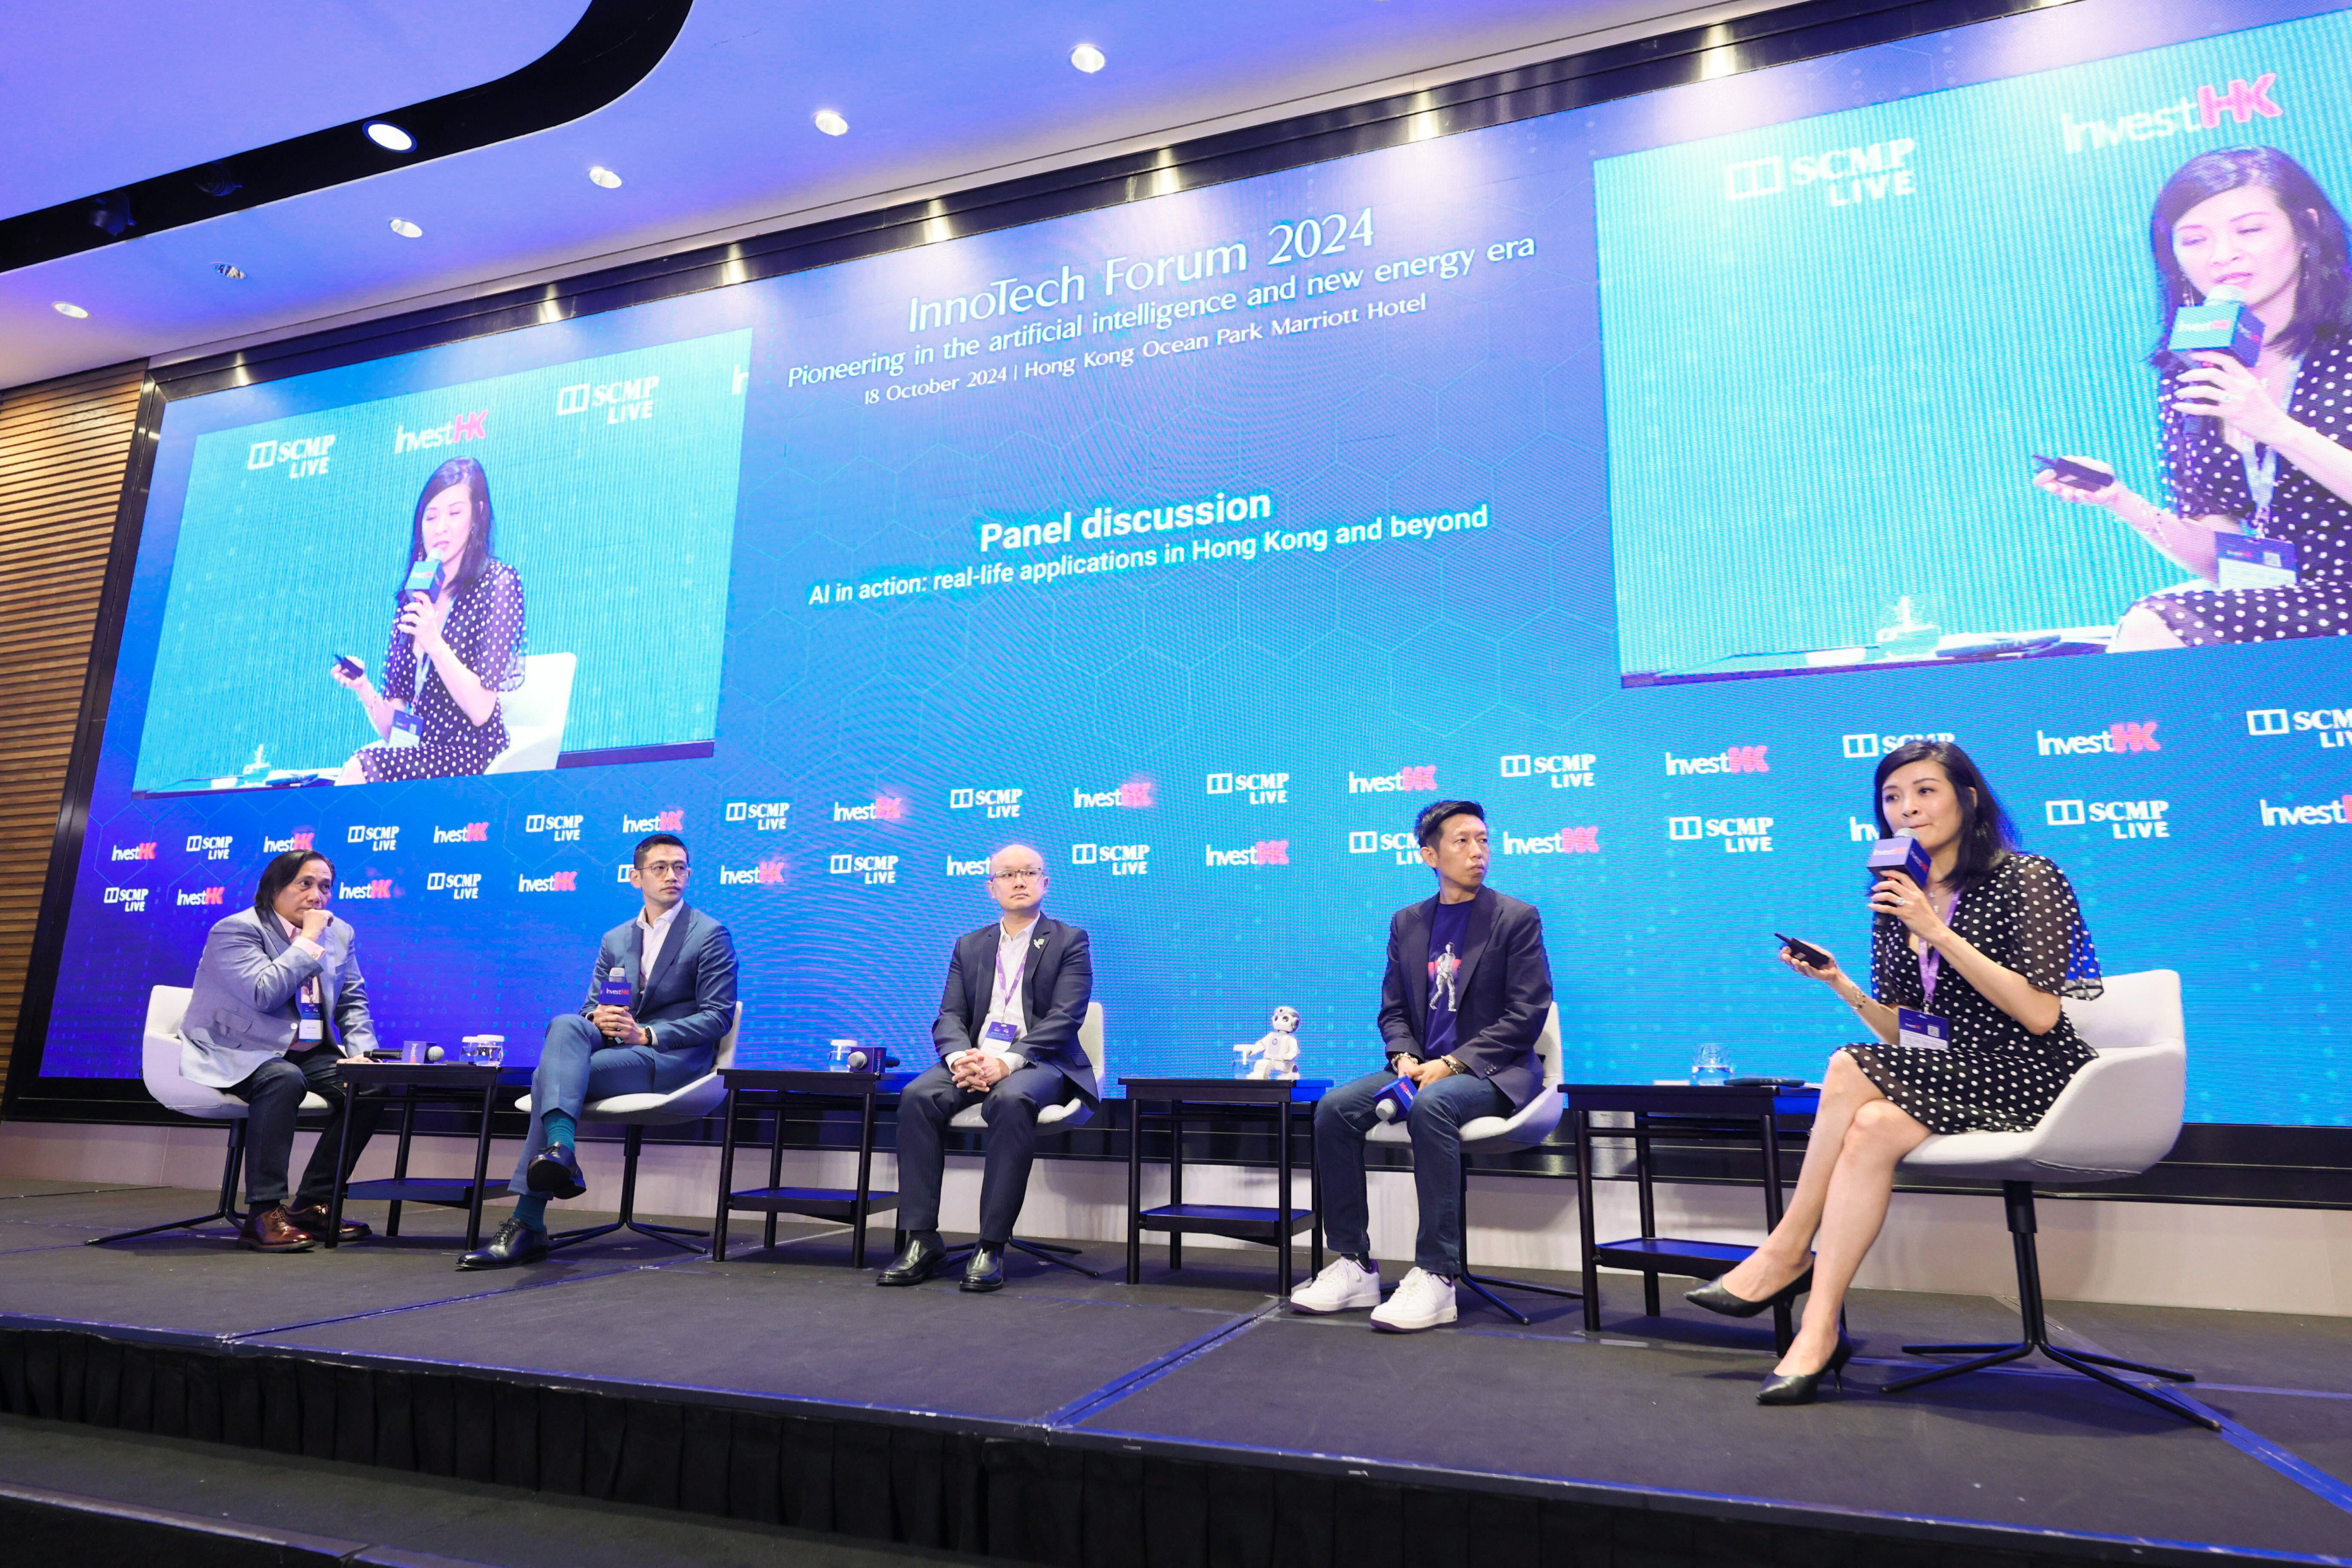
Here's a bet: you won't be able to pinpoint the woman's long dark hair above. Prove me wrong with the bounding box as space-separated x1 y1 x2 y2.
399 457 496 600
252 850 335 917
1870 740 2017 893
2148 146 2352 362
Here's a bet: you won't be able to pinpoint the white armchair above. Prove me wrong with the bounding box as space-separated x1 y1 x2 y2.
91 986 331 1246
1884 970 2211 1427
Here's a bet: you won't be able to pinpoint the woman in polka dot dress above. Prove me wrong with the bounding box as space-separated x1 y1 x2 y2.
1686 740 2102 1405
2037 146 2352 649
332 457 527 782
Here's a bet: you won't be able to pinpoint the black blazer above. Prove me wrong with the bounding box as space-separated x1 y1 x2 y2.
932 916 1098 1103
1378 886 1552 1109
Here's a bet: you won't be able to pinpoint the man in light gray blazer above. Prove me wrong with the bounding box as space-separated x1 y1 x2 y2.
460 832 738 1269
184 849 383 1252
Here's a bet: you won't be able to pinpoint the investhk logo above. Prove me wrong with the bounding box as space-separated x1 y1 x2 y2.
112 841 156 861
1664 746 1766 776
1204 840 1289 867
392 410 487 454
2038 722 2159 756
2063 72 2280 154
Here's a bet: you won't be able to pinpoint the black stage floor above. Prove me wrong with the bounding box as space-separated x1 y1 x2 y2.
2 1181 2349 1566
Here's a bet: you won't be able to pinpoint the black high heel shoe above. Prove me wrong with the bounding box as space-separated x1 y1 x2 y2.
1685 1264 1814 1319
1756 1337 1854 1406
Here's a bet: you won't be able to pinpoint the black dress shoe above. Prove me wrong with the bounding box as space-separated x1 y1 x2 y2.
1757 1337 1853 1405
457 1218 549 1271
1686 1264 1814 1319
285 1204 370 1243
876 1234 947 1287
526 1142 587 1200
961 1242 1005 1293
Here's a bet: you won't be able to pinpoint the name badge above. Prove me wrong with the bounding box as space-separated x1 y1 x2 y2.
1897 1007 1950 1051
983 1020 1021 1046
388 709 423 749
2215 533 2297 590
297 997 323 1042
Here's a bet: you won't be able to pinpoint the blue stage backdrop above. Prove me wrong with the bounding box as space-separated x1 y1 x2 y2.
33 0 2352 1128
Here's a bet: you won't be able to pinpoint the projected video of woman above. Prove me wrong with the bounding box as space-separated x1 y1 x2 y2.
331 457 528 782
2034 146 2352 650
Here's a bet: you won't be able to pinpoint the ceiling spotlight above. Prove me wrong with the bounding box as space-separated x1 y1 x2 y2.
388 218 424 238
812 109 849 137
214 263 246 279
366 122 415 153
52 301 90 319
1071 43 1106 73
588 165 623 188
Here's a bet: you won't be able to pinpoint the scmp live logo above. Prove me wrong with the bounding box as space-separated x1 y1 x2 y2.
2045 800 2170 838
830 853 899 885
1500 752 1595 787
2246 706 2352 747
246 434 336 480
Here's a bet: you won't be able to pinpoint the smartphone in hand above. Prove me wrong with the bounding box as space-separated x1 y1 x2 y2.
333 654 364 681
2032 454 2114 492
1776 933 1832 968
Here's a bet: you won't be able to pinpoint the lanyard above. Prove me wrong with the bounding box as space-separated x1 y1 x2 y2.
990 927 1031 1018
2241 357 2302 534
1917 889 1962 1006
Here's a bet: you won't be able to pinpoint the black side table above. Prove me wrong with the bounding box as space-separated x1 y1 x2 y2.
711 1068 900 1265
1562 1082 1819 1352
1122 1077 1326 1296
327 1061 503 1252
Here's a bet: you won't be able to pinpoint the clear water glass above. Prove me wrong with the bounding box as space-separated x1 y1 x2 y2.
1690 1042 1731 1087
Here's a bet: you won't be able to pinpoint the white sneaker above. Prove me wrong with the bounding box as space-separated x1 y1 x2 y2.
1289 1256 1381 1314
1369 1267 1457 1333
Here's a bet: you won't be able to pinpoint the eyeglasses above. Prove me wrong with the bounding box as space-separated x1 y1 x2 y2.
990 868 1045 882
640 862 689 878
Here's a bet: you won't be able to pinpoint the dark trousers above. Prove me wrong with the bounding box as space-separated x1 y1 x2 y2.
1314 1067 1512 1276
894 1060 1070 1243
227 1044 383 1211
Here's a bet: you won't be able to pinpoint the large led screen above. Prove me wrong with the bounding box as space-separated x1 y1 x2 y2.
33 0 2352 1130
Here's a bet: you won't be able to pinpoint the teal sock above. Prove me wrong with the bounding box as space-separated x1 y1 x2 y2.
542 1110 576 1149
513 1193 549 1231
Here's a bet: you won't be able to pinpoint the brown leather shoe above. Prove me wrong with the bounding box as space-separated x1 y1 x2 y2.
239 1206 317 1253
285 1204 370 1243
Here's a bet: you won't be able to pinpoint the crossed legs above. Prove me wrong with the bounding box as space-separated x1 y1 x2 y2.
1712 1049 1929 1374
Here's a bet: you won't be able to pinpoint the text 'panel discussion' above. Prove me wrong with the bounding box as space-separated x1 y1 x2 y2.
3 2 2352 1565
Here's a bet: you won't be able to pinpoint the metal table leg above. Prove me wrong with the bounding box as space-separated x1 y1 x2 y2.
852 1084 876 1269
465 1077 496 1252
712 1086 740 1262
1306 1102 1323 1279
1634 1111 1660 1317
1125 1096 1144 1284
1572 1102 1600 1331
763 1096 785 1252
1760 1106 1791 1354
1276 1098 1293 1296
325 1068 356 1250
387 1090 415 1238
1168 1105 1184 1272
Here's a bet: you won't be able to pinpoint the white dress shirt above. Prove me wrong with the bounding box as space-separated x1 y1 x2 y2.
632 901 683 1049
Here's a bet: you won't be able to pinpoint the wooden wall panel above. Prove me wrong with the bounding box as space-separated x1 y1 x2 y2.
0 362 147 1095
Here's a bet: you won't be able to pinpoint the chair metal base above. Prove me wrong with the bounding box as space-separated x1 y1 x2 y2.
541 1123 710 1256
940 1236 1104 1278
1455 1270 1582 1327
1880 1181 2215 1430
90 1121 248 1246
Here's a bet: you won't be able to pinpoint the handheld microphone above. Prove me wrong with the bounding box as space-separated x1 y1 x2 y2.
844 1046 894 1073
1866 833 1932 890
1372 1075 1417 1122
597 972 635 1010
2168 285 2265 437
398 550 446 687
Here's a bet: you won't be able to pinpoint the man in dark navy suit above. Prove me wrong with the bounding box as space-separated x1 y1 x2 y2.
880 843 1096 1292
1292 800 1554 1331
461 832 738 1269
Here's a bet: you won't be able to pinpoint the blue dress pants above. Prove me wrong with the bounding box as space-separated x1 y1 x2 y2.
1314 1067 1512 1276
507 1013 667 1196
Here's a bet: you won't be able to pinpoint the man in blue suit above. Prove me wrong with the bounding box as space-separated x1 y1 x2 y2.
184 849 384 1252
1292 800 1554 1331
460 832 737 1269
878 843 1095 1292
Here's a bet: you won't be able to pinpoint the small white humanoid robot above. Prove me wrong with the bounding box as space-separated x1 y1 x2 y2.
1233 1005 1303 1080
